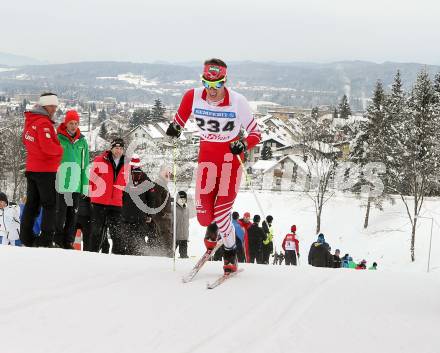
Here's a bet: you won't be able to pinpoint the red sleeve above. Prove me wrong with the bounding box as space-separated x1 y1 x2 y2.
37 122 63 157
173 89 194 128
282 235 287 251
295 239 299 253
244 119 261 150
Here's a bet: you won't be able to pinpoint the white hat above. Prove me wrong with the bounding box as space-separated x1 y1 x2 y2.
39 93 59 107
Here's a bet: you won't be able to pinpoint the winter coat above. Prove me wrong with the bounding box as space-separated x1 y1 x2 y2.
332 255 342 268
238 219 252 262
122 169 155 224
89 151 128 207
57 123 90 195
232 219 245 243
175 202 189 241
282 233 299 253
78 196 92 218
0 205 21 241
308 241 332 267
247 223 265 251
262 221 274 246
22 106 63 172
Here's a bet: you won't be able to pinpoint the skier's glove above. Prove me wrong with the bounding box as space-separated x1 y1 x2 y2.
166 122 182 138
229 140 247 155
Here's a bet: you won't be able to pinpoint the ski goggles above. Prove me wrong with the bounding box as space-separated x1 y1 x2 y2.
201 77 226 89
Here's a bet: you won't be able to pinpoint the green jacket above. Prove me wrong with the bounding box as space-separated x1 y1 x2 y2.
57 125 90 195
263 225 274 245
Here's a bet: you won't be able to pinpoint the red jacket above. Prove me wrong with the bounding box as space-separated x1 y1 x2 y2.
282 233 299 253
89 151 128 207
238 219 252 262
22 107 63 172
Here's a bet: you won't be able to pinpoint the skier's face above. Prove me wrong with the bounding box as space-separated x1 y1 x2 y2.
0 201 6 209
44 105 58 118
204 81 226 101
66 120 79 134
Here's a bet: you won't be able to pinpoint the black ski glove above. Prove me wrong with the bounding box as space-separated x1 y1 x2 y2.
166 122 182 138
229 140 247 155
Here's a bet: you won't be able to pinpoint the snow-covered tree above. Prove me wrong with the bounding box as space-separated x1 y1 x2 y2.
260 142 272 160
389 70 440 262
151 99 166 120
130 108 151 127
338 95 352 119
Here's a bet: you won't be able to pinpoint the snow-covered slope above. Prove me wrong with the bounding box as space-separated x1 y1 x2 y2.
189 191 440 272
1 246 438 353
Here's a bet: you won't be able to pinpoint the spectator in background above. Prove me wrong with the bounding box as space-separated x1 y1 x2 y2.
0 192 21 246
55 110 90 249
238 211 252 262
232 212 245 263
151 164 173 257
75 195 92 251
175 190 192 259
332 249 342 268
262 215 274 264
348 256 357 269
369 262 378 270
89 138 128 253
356 259 367 270
308 233 332 268
341 253 350 268
247 215 265 264
121 155 155 256
20 92 64 247
282 225 299 266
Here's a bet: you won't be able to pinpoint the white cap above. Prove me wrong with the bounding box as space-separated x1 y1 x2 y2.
39 94 59 107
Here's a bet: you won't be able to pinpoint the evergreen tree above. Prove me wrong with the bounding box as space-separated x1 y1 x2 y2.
338 95 352 119
390 70 440 262
311 107 319 120
350 80 388 228
151 99 166 120
260 142 273 160
98 109 107 123
99 123 108 140
130 108 151 127
332 107 338 119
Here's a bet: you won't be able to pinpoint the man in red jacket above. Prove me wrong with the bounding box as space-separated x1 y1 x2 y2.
238 212 252 263
20 92 64 247
282 225 300 266
88 138 128 253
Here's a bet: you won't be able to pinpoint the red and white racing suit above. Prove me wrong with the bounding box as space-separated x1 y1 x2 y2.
173 87 261 248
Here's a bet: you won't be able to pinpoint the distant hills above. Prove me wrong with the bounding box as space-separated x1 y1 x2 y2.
0 59 439 109
0 52 47 66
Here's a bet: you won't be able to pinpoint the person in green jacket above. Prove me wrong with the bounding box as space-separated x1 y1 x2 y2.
55 110 90 249
262 215 274 264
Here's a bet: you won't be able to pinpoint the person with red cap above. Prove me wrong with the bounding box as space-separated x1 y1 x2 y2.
55 110 90 249
20 92 64 247
166 58 261 274
238 212 252 263
282 225 300 266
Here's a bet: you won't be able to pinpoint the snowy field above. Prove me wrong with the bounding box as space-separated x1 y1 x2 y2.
1 191 439 353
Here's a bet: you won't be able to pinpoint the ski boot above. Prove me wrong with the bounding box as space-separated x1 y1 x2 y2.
204 223 218 253
223 246 238 274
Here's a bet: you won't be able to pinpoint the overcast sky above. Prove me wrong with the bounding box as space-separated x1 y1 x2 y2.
1 0 439 65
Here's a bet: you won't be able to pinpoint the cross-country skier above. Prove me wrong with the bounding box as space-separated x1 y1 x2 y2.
166 58 261 274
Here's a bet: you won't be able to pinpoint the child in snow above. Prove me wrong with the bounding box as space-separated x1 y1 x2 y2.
0 192 21 246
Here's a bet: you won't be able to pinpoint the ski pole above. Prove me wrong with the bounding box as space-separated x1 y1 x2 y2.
172 139 177 271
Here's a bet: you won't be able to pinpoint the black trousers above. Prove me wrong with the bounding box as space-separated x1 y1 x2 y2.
262 243 273 264
249 246 262 264
55 192 80 247
176 240 188 258
285 250 297 266
76 215 91 251
20 172 57 247
90 203 121 253
236 238 245 263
